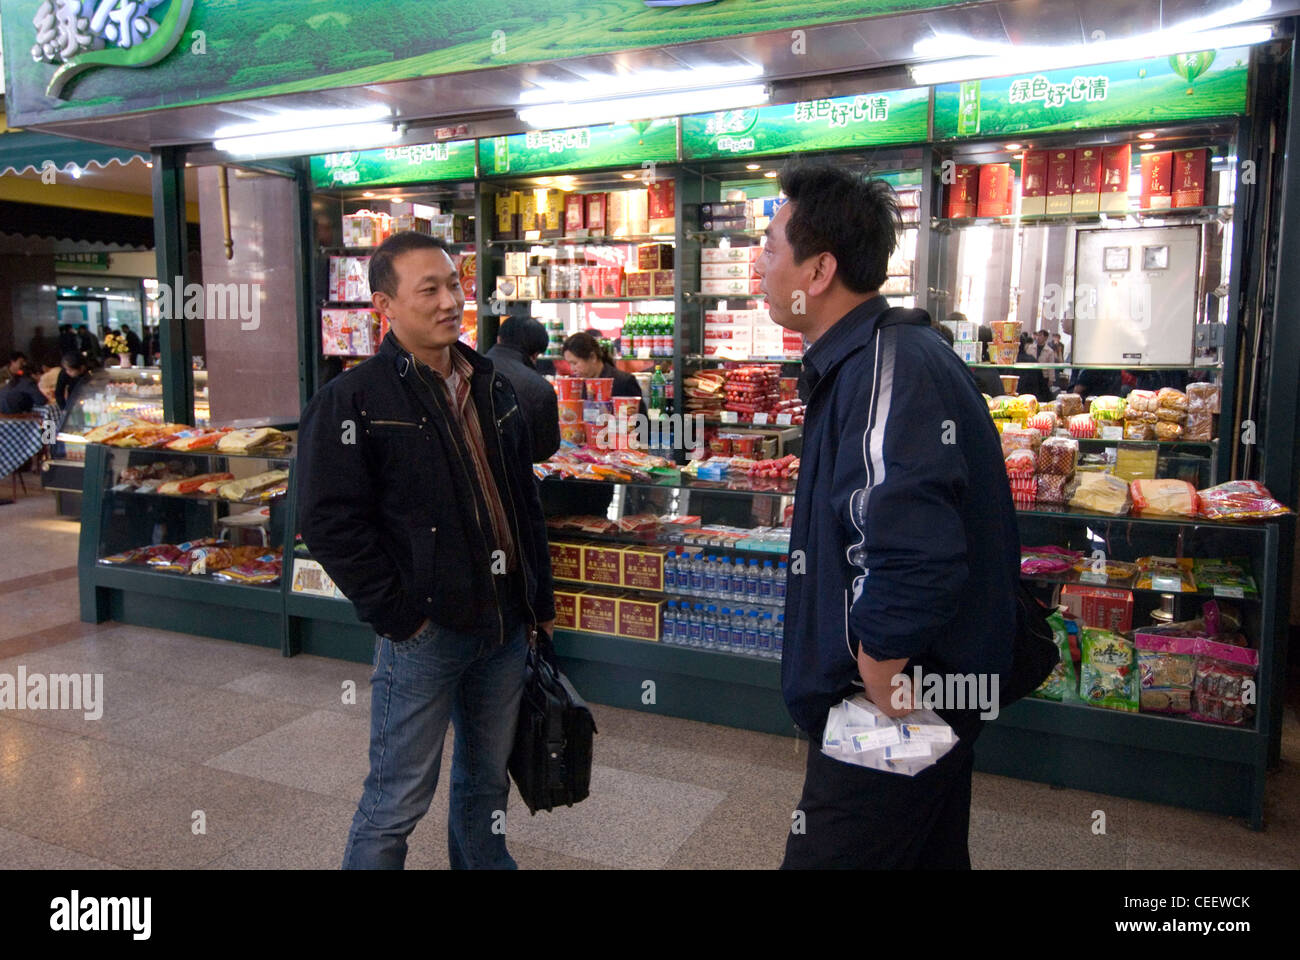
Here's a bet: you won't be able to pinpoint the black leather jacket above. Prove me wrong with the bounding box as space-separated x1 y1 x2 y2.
485 343 561 462
296 333 555 641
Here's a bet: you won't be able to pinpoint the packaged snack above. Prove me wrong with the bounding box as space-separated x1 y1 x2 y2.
1191 559 1258 596
1067 413 1096 438
1134 556 1197 592
1154 421 1185 440
1020 545 1082 576
1114 443 1159 483
1123 420 1155 440
1130 478 1197 517
165 429 230 451
1067 473 1131 515
1079 628 1138 712
1039 401 1061 419
1196 480 1291 520
217 469 290 502
1186 381 1221 411
1135 631 1198 714
1009 476 1038 506
1004 449 1036 476
1184 408 1213 440
989 395 1020 420
158 472 235 496
1000 426 1040 456
1089 396 1125 422
1027 411 1058 436
1071 556 1139 586
1190 638 1258 725
1057 393 1084 418
1124 390 1159 418
1157 387 1189 411
1156 406 1186 423
1037 436 1078 476
217 428 288 454
1032 612 1078 702
1060 584 1134 632
1012 394 1039 417
98 547 150 565
1035 473 1072 505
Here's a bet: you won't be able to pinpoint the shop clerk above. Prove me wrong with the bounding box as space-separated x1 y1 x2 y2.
562 331 647 417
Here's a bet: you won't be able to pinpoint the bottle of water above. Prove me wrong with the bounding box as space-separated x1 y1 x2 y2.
702 555 718 599
717 606 732 652
664 551 678 594
775 613 785 657
688 603 704 647
677 603 693 646
745 560 760 602
775 561 788 603
714 556 730 601
690 553 705 596
662 601 678 645
731 607 747 651
758 559 775 604
760 612 776 658
743 610 760 655
703 604 719 649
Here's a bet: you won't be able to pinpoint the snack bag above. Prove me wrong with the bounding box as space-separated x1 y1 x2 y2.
1090 396 1125 422
1190 638 1258 726
1124 389 1159 418
1196 480 1291 520
1004 449 1036 477
1191 559 1258 596
1037 436 1078 476
1071 556 1138 586
1000 426 1040 456
1020 545 1081 576
1134 556 1197 592
1067 413 1096 438
1079 628 1138 712
1032 612 1079 702
1068 473 1131 515
1135 631 1198 714
1156 387 1189 412
1130 478 1197 517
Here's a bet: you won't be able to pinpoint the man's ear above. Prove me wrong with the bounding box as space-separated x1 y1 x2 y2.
806 251 838 298
371 290 390 317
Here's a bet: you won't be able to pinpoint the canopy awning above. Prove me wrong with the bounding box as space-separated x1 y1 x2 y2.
0 124 146 177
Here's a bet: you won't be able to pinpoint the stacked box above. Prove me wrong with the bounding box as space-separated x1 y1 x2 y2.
1073 147 1102 213
1100 144 1132 213
1172 148 1208 208
1140 152 1173 210
586 192 608 234
945 164 978 218
637 243 674 270
1019 150 1048 216
701 244 762 263
1046 150 1074 215
977 163 1014 218
648 181 675 234
321 308 380 356
328 256 372 302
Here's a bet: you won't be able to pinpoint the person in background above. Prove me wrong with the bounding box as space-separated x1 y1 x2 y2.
1032 329 1057 365
142 327 161 364
971 326 1005 397
486 317 561 462
1049 332 1068 365
562 331 647 416
0 360 48 414
1016 334 1053 402
57 324 78 357
1070 367 1123 401
120 324 144 360
2 351 27 387
55 353 91 410
76 325 102 364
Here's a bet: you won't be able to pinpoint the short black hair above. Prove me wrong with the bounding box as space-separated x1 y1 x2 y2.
62 352 86 370
563 331 612 366
7 351 26 363
932 321 955 346
777 162 901 294
368 231 452 298
498 317 549 356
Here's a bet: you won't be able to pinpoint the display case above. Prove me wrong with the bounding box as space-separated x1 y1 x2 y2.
78 440 292 649
43 367 210 514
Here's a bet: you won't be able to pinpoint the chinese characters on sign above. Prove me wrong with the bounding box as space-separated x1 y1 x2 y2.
704 110 751 136
792 95 890 127
384 143 451 165
32 0 168 63
524 129 593 153
1008 75 1110 108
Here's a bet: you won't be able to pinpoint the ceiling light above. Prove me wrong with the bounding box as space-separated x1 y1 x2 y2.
1139 143 1156 150
1012 153 1025 159
362 191 375 198
216 122 402 158
621 173 637 180
909 19 1272 86
764 170 778 178
746 163 761 170
518 64 764 105
1138 132 1158 140
518 83 768 130
1005 143 1023 150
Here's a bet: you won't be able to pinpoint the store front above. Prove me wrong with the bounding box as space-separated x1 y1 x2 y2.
6 0 1298 828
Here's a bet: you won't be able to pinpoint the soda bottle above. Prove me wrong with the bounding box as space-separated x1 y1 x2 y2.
758 559 775 603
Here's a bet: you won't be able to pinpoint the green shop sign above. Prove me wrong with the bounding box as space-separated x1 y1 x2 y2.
682 88 929 160
933 46 1250 140
480 119 677 176
310 140 477 189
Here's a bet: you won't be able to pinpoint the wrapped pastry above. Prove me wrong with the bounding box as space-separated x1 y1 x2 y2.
1067 414 1096 438
1130 478 1197 517
1036 473 1072 505
1184 408 1213 440
1012 394 1040 417
1068 473 1131 515
1186 381 1221 413
217 469 290 501
1125 390 1159 417
1090 396 1125 422
1134 556 1197 592
1005 449 1036 476
1156 407 1187 423
217 427 288 454
1001 426 1040 456
1154 421 1185 440
1196 480 1291 520
1027 412 1058 436
1157 387 1189 412
1037 436 1079 476
1123 420 1155 440
1057 393 1084 418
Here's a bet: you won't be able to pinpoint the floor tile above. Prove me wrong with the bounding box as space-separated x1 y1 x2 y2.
0 826 121 869
203 710 371 798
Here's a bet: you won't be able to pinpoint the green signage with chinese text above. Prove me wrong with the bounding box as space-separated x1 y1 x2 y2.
309 140 477 189
479 119 677 176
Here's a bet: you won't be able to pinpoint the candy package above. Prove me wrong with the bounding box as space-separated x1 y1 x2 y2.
1068 473 1131 515
1135 632 1198 714
1005 449 1036 477
1130 478 1197 517
1134 556 1197 592
1079 628 1138 712
1009 476 1038 506
1196 480 1291 520
1032 612 1078 702
1190 638 1258 726
1020 545 1082 577
1037 436 1078 476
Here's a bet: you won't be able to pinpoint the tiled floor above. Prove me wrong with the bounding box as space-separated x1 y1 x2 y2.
1 485 1297 869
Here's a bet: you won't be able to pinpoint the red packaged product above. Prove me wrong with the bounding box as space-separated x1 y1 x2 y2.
945 164 978 218
1060 584 1134 633
1196 480 1291 520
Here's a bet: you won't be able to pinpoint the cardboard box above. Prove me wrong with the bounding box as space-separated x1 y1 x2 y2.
550 541 584 582
701 262 757 279
617 595 663 642
701 245 762 263
1072 147 1103 213
1172 148 1208 208
538 188 564 236
626 188 650 235
517 276 541 300
637 243 674 271
701 278 763 296
607 190 629 235
1100 144 1132 213
582 192 606 234
321 308 379 356
977 163 1013 218
651 269 675 297
1019 150 1048 216
1046 150 1075 215
564 193 585 234
621 545 666 592
496 191 519 239
553 588 580 630
504 252 529 277
578 592 619 634
1060 584 1134 633
580 267 602 300
701 217 752 232
648 180 675 234
519 191 539 235
625 271 654 298
493 276 519 301
945 164 979 218
1140 151 1173 210
582 544 622 586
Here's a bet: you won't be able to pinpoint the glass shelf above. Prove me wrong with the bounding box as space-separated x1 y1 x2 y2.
106 488 286 505
321 242 473 254
685 292 766 301
933 204 1234 231
1014 504 1268 531
970 362 1222 371
540 473 797 498
1019 571 1260 602
487 234 675 247
507 297 674 304
1070 436 1217 447
685 354 801 364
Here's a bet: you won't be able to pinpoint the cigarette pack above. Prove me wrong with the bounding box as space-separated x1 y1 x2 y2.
1172 148 1208 208
1140 151 1173 210
701 245 762 263
701 278 763 296
565 193 585 233
1072 147 1102 213
1046 150 1075 215
1100 144 1132 213
586 192 607 234
1019 150 1048 216
945 164 978 218
977 163 1013 218
648 180 675 234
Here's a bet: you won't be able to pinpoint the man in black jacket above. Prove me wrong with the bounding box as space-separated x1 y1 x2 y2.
486 317 561 462
297 231 555 870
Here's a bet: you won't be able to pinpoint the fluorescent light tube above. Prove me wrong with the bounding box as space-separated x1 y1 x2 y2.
519 83 768 130
215 121 401 158
518 65 764 104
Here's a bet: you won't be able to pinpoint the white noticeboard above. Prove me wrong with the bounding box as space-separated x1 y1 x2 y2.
1072 225 1200 366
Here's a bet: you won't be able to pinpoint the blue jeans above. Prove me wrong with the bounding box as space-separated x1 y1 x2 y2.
341 607 528 869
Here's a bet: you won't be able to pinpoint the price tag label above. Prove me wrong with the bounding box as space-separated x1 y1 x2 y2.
1079 571 1109 585
1150 575 1185 593
720 411 738 424
1213 585 1245 599
1099 425 1124 441
524 230 542 241
636 348 652 359
776 413 793 426
752 412 769 425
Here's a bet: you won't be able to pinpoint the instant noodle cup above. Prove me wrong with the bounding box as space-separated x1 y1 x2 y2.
611 396 641 421
999 375 1021 394
732 434 761 458
583 421 606 448
558 399 585 424
709 435 733 457
560 423 586 445
586 378 614 401
556 377 584 400
990 320 1020 343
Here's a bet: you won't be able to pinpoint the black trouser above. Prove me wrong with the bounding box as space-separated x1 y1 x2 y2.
781 714 982 870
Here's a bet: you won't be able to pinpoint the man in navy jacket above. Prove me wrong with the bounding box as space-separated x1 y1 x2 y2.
757 164 1020 869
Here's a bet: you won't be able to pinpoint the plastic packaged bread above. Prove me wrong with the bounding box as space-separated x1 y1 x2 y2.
1036 473 1072 505
1067 413 1096 438
1186 381 1220 412
1057 393 1084 418
1130 478 1197 517
1037 436 1078 476
217 469 290 501
1124 390 1159 418
1123 420 1155 440
1196 480 1291 520
1005 449 1036 476
1089 396 1125 422
157 472 234 495
1000 426 1040 456
1068 473 1131 515
1157 387 1188 412
217 427 287 454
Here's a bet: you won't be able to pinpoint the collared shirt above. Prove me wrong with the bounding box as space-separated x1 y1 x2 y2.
422 349 518 573
797 295 890 402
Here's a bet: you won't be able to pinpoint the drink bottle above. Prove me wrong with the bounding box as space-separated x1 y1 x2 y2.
702 555 718 598
745 559 760 601
758 559 774 603
690 552 705 595
717 606 733 651
662 601 678 645
743 610 759 655
775 561 788 602
703 605 719 649
716 556 732 599
688 603 704 647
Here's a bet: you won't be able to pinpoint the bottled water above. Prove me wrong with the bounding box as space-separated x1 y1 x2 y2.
732 607 747 651
663 552 678 594
689 553 705 596
703 604 719 649
717 606 732 651
760 612 776 658
758 560 775 603
775 613 785 657
717 557 733 600
688 603 704 647
775 561 788 603
662 601 677 645
677 604 693 646
744 560 760 601
743 610 759 655
702 556 718 599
